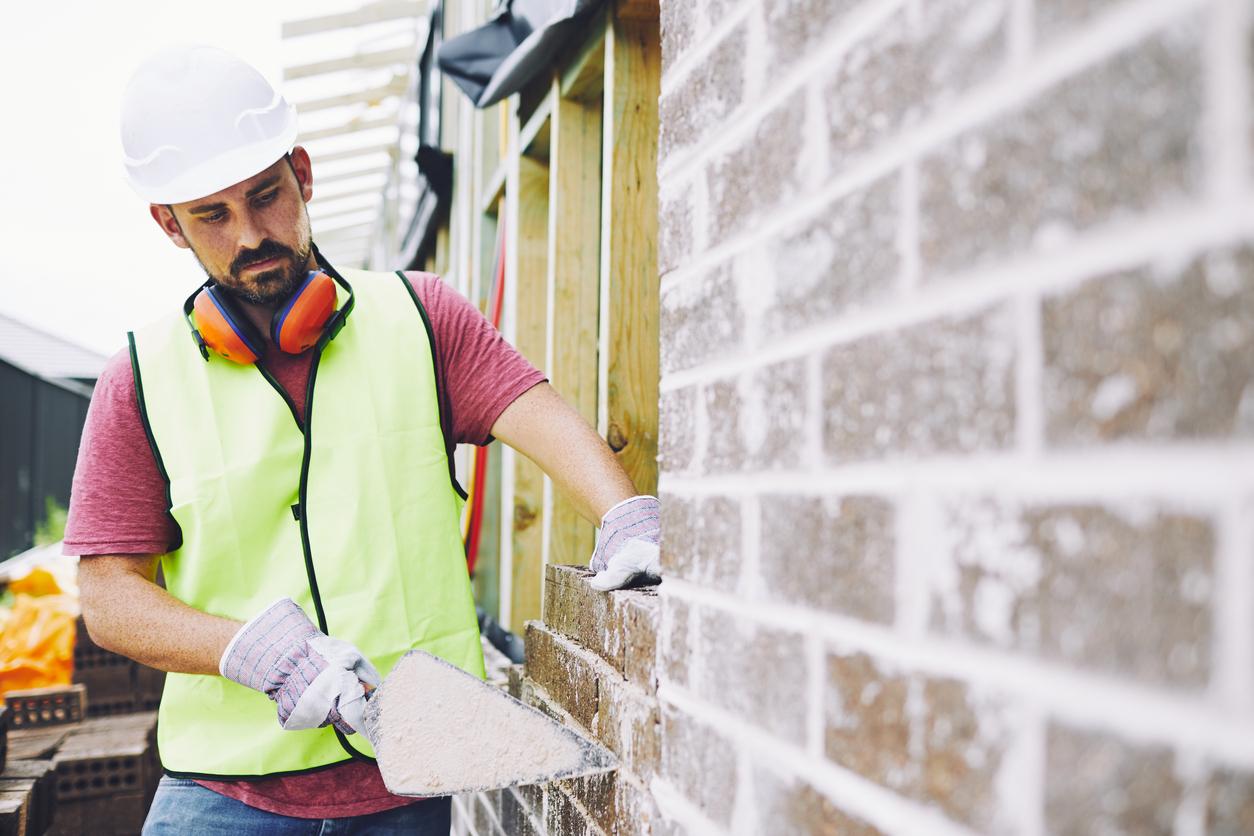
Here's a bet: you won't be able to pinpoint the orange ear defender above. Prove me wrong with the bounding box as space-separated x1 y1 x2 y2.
182 257 354 364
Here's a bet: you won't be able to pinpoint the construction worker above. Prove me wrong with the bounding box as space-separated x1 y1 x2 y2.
63 45 661 834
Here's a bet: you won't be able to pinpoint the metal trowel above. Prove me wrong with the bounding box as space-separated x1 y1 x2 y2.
360 649 616 796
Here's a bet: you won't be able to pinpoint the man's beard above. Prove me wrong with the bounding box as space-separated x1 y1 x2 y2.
195 237 313 305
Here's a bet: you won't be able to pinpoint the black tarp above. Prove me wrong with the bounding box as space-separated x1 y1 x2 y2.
437 0 604 108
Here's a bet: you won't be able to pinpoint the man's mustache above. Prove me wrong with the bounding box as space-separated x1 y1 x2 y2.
231 241 294 276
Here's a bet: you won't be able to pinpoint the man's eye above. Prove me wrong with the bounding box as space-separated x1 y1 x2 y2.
202 212 226 223
255 191 278 205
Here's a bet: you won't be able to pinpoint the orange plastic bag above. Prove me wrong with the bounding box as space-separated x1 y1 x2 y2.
0 592 77 693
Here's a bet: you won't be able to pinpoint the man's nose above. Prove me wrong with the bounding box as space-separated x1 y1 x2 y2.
235 210 266 251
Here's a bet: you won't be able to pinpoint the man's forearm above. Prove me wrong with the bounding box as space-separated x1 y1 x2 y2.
490 383 639 524
79 555 242 676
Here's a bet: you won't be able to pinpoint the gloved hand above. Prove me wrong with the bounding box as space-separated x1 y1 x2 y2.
220 597 381 735
588 495 662 591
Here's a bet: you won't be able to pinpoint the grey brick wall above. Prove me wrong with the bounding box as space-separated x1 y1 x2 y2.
654 0 1254 834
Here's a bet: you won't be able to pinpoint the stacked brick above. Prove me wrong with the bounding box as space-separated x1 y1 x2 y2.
452 565 664 835
655 0 1254 833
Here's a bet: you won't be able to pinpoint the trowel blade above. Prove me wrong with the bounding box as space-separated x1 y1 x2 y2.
362 649 616 796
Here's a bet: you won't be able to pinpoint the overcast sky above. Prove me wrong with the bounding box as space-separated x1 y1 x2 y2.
0 1 384 356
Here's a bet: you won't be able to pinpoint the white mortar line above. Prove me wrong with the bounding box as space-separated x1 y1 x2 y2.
897 161 920 295
1173 748 1210 836
649 775 730 835
1211 493 1254 713
894 489 932 641
659 684 981 836
659 447 1254 500
805 631 824 760
805 353 824 472
660 198 1254 392
731 748 757 836
1203 0 1252 200
1008 0 1034 65
999 706 1046 836
737 494 763 600
662 579 1254 765
661 0 1208 189
1014 290 1044 458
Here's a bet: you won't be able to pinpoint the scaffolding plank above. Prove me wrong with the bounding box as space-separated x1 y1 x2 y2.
315 165 390 186
283 2 424 39
294 78 408 113
285 46 415 81
299 115 397 144
311 143 395 165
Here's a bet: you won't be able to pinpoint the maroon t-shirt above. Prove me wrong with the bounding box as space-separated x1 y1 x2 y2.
63 272 545 819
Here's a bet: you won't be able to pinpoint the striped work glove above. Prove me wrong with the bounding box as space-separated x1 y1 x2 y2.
220 597 381 735
588 495 662 591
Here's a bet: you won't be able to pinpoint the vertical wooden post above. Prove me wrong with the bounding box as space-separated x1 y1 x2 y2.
545 76 604 568
598 2 661 496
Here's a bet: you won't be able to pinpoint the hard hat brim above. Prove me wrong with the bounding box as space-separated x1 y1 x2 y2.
126 112 299 205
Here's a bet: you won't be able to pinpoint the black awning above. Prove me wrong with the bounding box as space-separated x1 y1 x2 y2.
436 0 604 108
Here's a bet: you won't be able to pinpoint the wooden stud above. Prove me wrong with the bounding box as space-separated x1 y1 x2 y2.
545 78 603 569
597 3 661 496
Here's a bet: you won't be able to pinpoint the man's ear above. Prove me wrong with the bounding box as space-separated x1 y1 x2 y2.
288 146 313 203
150 204 191 249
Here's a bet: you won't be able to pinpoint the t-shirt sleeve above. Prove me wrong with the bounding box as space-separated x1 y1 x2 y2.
62 348 180 557
406 272 547 446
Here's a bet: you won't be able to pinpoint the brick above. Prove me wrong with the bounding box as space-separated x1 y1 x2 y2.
763 0 860 82
658 23 747 164
707 90 807 246
760 494 895 622
824 0 1008 164
658 597 692 689
825 653 1009 829
524 622 600 730
659 702 738 827
694 607 808 744
704 359 808 473
761 175 900 340
1207 768 1254 836
620 594 660 693
595 673 661 781
544 564 624 671
822 305 1016 462
1042 246 1254 444
659 493 742 591
753 767 884 836
1044 725 1181 836
660 265 742 375
658 184 695 275
659 0 696 73
920 25 1203 276
930 499 1214 687
559 772 616 834
659 386 695 474
545 785 592 836
499 787 541 836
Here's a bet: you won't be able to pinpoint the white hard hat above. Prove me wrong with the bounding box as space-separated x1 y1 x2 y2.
120 45 299 204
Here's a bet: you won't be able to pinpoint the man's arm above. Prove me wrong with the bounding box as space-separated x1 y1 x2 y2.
78 554 241 675
489 382 638 523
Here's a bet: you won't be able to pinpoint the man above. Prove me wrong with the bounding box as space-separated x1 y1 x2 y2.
64 45 661 833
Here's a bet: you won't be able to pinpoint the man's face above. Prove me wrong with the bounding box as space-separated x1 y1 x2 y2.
152 150 315 305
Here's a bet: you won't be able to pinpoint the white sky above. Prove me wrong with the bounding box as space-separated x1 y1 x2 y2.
0 1 401 357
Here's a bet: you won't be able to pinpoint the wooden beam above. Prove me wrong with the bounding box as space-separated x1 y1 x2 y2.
283 2 424 38
314 165 390 186
479 159 508 216
519 88 554 163
298 115 397 144
559 17 606 103
508 154 551 633
309 205 379 224
597 4 660 495
544 79 602 569
311 187 380 206
285 46 416 81
293 78 408 113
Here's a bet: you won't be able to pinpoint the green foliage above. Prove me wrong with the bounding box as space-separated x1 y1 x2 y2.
33 497 68 547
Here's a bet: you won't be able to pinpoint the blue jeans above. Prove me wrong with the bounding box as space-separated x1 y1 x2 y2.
142 776 451 835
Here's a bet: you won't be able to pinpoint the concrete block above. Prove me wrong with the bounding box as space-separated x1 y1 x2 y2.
659 701 737 828
659 493 742 592
659 23 747 164
660 264 742 375
753 766 885 835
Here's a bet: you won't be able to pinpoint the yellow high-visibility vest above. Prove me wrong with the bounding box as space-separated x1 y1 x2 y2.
129 266 484 778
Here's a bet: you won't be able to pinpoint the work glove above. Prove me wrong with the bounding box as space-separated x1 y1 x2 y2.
220 597 381 735
588 495 662 591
